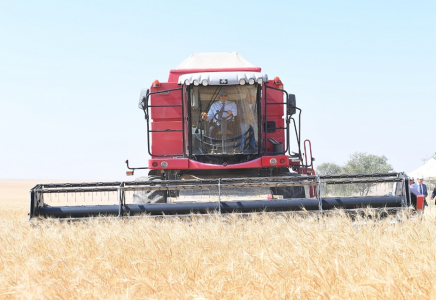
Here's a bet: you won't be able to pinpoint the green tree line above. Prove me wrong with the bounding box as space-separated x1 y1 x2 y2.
317 152 393 196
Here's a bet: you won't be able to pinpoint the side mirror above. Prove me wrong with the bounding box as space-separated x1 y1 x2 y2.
287 94 296 115
138 89 149 109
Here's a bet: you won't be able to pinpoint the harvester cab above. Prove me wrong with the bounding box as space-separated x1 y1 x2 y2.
29 53 422 219
137 65 305 172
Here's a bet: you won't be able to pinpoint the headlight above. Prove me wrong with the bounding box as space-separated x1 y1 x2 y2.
248 78 255 85
161 161 168 168
184 79 190 85
269 158 277 165
201 79 208 86
239 79 246 85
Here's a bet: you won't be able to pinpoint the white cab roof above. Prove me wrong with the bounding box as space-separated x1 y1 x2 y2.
175 52 255 69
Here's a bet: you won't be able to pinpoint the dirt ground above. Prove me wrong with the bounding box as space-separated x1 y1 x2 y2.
0 180 38 215
0 179 81 217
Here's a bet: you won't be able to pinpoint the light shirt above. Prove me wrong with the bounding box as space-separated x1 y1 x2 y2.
207 100 237 123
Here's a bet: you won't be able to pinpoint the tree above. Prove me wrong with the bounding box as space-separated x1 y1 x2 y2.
342 152 393 196
316 162 343 196
424 152 436 161
317 162 342 176
342 152 393 174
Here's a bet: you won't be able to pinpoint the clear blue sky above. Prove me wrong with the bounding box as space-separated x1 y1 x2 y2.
1 1 435 180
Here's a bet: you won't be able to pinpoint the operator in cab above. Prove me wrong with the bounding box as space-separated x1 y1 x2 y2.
201 89 237 137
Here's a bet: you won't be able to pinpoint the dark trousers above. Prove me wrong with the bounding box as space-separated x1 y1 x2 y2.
209 122 236 138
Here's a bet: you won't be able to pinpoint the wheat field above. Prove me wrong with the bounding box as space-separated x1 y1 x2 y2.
1 180 436 299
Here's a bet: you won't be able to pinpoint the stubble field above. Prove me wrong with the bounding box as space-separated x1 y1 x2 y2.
1 180 436 299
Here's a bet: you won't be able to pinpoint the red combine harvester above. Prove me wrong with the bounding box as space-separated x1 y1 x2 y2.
29 53 422 219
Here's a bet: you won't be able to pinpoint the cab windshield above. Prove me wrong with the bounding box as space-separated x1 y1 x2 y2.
189 85 258 157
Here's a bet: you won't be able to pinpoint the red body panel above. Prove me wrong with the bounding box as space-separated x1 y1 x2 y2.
263 81 286 153
151 121 183 155
150 82 183 155
148 155 290 170
148 158 189 169
150 82 181 120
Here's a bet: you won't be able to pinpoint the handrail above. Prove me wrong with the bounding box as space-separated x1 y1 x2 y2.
142 87 185 157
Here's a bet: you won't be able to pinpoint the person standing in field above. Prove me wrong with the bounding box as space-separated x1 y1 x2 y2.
430 183 436 204
412 175 428 207
409 177 415 187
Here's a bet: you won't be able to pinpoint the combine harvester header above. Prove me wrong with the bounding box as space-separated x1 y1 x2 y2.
30 53 423 219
